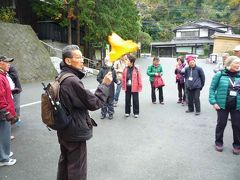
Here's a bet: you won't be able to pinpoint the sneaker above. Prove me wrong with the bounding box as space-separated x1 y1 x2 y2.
100 115 106 119
152 101 156 104
195 112 200 116
177 100 182 103
160 102 164 105
15 119 21 127
10 135 15 140
185 110 194 113
108 114 113 120
113 101 118 107
215 145 223 152
233 148 240 155
125 114 130 117
9 152 13 158
134 114 139 118
0 158 16 167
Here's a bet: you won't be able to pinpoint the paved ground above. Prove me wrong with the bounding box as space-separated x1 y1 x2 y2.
0 57 239 180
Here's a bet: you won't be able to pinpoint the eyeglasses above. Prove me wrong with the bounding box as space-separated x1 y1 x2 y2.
71 56 84 60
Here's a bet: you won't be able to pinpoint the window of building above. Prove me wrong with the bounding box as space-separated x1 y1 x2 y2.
181 31 198 38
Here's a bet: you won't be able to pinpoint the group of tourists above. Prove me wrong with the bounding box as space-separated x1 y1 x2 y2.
97 54 142 119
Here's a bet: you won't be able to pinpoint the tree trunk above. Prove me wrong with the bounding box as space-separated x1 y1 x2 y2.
76 21 80 47
75 0 80 47
68 19 72 44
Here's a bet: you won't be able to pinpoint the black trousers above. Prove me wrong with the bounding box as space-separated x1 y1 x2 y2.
215 109 240 149
125 86 139 115
187 88 201 112
177 82 185 101
150 82 163 103
57 139 87 180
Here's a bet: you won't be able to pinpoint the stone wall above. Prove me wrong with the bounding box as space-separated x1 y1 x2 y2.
0 22 57 83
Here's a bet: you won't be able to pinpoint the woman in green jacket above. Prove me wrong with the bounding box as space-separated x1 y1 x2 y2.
147 57 164 104
209 56 240 155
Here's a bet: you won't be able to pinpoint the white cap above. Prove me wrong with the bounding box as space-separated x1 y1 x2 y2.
233 45 240 51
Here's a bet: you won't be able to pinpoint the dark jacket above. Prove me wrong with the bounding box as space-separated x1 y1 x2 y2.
57 64 109 141
97 66 118 97
8 65 22 94
185 66 205 90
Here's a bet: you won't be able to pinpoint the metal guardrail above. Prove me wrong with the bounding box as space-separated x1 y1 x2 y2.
40 41 101 69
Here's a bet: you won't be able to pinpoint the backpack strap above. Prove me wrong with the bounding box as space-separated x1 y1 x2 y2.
56 73 75 115
57 73 75 84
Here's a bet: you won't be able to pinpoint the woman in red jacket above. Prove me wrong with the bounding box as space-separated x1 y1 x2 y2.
122 54 142 118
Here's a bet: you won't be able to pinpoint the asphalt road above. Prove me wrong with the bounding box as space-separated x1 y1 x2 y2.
0 57 239 180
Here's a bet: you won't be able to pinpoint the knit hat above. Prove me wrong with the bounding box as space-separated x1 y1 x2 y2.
225 56 240 68
186 56 195 64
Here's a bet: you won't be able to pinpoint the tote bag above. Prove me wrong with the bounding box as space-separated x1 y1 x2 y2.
153 75 165 88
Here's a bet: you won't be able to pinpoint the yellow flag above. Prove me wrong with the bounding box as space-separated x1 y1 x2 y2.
108 33 139 62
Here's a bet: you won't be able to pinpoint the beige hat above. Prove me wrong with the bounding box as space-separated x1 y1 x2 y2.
225 56 240 68
0 55 14 62
233 45 240 51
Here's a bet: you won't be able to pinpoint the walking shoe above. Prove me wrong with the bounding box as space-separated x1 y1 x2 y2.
9 152 13 158
100 114 106 119
10 135 15 140
113 101 118 107
108 114 113 120
125 114 130 117
134 114 139 118
185 110 194 113
152 101 156 104
0 158 16 167
15 119 22 127
233 148 240 155
195 112 200 116
215 145 223 152
160 102 164 105
177 99 182 103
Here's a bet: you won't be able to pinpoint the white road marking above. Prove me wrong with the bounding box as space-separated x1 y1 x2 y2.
20 101 41 108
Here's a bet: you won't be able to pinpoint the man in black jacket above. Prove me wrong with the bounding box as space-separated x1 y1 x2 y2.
8 65 22 123
185 56 205 115
57 45 112 180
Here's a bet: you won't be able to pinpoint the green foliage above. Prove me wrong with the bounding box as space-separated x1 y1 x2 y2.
138 0 239 41
138 31 152 51
32 0 69 27
32 0 141 48
0 7 16 23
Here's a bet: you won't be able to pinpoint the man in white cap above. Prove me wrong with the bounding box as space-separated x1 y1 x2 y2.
233 45 240 58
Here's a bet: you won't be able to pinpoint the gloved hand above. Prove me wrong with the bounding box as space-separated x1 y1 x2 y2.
12 88 22 94
5 112 14 121
5 112 19 124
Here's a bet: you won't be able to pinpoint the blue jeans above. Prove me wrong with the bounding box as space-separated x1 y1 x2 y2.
114 83 122 102
0 120 11 162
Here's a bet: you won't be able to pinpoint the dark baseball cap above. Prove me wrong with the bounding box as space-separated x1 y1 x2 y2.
0 55 14 62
